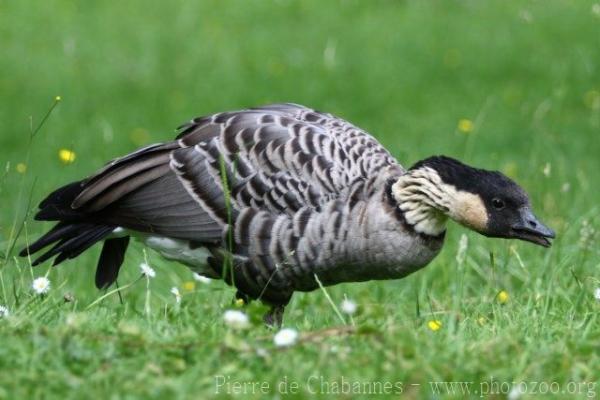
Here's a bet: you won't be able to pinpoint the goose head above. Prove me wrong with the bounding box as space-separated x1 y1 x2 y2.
391 156 555 247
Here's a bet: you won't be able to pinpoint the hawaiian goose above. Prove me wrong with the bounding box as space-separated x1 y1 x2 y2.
21 103 555 326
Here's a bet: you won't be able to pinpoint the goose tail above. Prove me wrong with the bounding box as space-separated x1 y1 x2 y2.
19 180 130 289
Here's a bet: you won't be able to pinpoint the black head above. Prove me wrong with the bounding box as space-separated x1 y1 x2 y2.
410 156 555 247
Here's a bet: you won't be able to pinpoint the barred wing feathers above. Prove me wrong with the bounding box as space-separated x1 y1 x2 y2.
173 103 401 212
67 103 401 239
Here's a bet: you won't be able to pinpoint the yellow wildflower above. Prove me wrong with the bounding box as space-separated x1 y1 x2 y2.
427 320 442 331
502 162 518 178
58 149 76 164
457 118 474 134
182 281 195 292
16 163 27 174
234 298 245 307
497 290 509 304
55 95 62 102
583 90 600 110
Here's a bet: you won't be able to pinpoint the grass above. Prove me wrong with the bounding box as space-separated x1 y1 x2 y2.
1 0 599 398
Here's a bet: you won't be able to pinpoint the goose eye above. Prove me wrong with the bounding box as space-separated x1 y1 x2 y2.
492 198 505 210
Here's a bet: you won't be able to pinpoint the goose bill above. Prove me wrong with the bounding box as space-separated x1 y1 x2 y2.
511 208 555 247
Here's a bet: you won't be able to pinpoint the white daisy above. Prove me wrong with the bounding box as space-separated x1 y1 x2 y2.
594 287 600 302
140 262 156 278
192 272 211 284
223 310 249 329
170 287 181 303
0 305 9 318
273 328 299 347
32 277 51 294
340 299 357 315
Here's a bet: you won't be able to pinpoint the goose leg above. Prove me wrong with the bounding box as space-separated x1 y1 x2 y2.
263 304 285 328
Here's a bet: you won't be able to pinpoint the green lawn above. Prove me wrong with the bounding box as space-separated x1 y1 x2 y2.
1 1 599 398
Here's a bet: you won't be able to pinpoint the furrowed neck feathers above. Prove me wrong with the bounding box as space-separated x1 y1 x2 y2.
390 166 489 236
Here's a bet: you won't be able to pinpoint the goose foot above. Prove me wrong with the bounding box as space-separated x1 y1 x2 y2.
263 305 285 329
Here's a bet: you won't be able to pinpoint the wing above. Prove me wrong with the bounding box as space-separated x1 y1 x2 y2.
69 103 403 242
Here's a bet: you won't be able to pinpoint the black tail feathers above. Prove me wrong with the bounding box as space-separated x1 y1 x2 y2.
20 180 131 289
35 180 85 221
19 223 113 265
